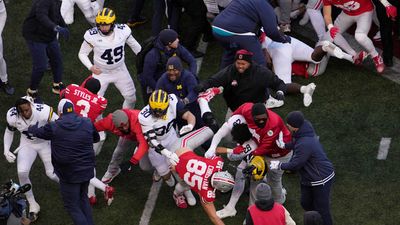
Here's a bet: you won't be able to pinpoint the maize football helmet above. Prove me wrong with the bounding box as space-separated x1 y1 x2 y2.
149 89 169 118
96 8 116 35
249 156 267 181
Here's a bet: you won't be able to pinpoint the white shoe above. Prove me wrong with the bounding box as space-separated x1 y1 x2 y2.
373 31 381 41
281 187 287 204
183 190 196 206
299 12 309 26
29 201 40 214
101 167 121 184
321 41 344 59
303 83 316 107
265 96 284 109
216 205 237 219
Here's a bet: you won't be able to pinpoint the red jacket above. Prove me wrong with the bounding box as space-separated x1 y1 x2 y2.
248 203 286 225
95 109 149 164
233 103 291 157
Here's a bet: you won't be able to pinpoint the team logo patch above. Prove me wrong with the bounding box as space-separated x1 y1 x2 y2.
238 54 243 59
267 130 273 136
231 80 238 86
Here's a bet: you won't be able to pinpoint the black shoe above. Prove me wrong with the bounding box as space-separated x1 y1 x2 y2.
1 81 15 95
52 82 65 95
127 16 147 28
202 33 214 43
27 88 38 98
190 50 205 58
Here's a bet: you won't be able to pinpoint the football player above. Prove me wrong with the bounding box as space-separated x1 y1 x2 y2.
60 0 101 25
172 147 235 225
61 77 114 206
322 0 393 73
78 8 141 109
3 96 60 221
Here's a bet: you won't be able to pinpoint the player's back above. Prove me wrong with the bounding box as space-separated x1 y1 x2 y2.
63 84 107 122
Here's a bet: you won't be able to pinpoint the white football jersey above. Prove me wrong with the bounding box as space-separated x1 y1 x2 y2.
139 94 182 142
6 103 57 144
0 0 5 13
84 24 135 70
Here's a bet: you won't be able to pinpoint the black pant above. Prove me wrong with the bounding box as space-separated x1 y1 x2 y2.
371 0 399 64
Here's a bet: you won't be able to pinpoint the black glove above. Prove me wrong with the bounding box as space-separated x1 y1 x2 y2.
194 83 206 93
242 165 256 178
55 25 70 40
275 90 285 101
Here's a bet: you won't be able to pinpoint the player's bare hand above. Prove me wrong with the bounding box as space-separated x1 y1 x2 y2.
90 65 102 75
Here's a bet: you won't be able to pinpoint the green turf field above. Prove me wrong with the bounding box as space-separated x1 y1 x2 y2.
1 1 399 225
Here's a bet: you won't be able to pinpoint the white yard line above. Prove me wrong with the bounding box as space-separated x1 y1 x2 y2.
377 137 391 160
139 181 163 225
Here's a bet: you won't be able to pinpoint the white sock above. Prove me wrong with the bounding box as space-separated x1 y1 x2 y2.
165 175 175 187
198 98 211 116
226 169 245 209
300 86 307 93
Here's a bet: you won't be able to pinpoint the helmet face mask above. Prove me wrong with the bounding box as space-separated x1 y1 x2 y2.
149 90 170 118
249 156 267 181
211 171 235 193
96 8 116 35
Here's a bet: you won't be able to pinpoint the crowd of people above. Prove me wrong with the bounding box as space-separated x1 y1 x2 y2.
1 0 398 224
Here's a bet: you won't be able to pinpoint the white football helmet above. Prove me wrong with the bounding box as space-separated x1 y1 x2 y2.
211 171 235 193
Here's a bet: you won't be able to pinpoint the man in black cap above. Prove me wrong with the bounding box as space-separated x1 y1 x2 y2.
28 99 99 225
245 183 295 225
271 111 335 225
138 29 197 104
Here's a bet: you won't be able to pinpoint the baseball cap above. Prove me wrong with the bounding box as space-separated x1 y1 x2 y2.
159 29 178 46
286 111 304 128
58 99 75 115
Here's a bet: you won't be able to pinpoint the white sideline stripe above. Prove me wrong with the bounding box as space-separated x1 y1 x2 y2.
196 38 209 74
139 181 163 225
377 137 391 160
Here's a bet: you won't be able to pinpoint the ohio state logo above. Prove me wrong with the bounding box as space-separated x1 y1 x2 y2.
342 1 360 11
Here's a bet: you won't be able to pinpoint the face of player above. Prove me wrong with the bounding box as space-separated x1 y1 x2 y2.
18 103 32 120
99 24 112 35
253 114 268 128
235 59 251 73
168 38 179 49
286 123 298 133
117 122 130 134
167 69 181 81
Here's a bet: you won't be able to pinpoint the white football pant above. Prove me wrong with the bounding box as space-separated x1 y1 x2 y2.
0 10 7 82
61 0 98 25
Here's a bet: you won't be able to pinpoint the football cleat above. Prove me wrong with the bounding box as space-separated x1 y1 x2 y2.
303 83 316 107
173 193 188 209
353 51 368 65
372 55 385 74
183 190 196 206
299 13 309 26
216 205 237 219
28 201 40 222
101 168 121 184
373 31 381 41
197 87 223 102
0 81 15 95
104 185 115 206
89 196 97 206
266 96 284 109
52 82 65 95
281 187 287 204
321 41 344 59
27 88 38 98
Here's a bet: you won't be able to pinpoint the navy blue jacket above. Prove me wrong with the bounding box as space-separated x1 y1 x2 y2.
156 69 198 104
28 113 98 183
281 120 335 186
139 38 197 90
212 0 287 43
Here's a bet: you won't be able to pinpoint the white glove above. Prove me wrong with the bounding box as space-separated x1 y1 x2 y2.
275 131 285 149
4 151 16 163
91 1 100 15
161 149 180 166
204 148 216 159
269 160 281 170
179 124 194 135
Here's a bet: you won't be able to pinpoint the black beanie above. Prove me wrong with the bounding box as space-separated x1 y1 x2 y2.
286 111 305 128
251 103 267 117
84 78 101 94
159 29 178 46
235 49 253 63
166 56 183 71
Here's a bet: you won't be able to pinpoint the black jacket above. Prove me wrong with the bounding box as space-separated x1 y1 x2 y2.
200 63 286 111
22 0 66 43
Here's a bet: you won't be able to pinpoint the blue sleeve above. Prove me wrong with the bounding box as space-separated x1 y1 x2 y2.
175 98 186 113
142 50 159 89
28 123 54 140
92 123 100 143
183 72 199 103
178 46 198 76
256 0 287 43
155 74 168 90
280 142 311 171
36 0 57 30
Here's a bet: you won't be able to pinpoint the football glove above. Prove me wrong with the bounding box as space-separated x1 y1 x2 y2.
269 160 281 170
275 131 285 149
179 124 194 135
233 145 245 154
4 150 16 163
161 149 179 166
275 90 285 101
386 5 397 20
327 24 339 39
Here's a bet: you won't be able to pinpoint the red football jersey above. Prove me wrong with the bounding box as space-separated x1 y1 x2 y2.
62 84 107 122
175 151 224 203
323 0 373 16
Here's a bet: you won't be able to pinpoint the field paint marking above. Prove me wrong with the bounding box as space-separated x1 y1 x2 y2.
377 137 391 160
139 181 163 225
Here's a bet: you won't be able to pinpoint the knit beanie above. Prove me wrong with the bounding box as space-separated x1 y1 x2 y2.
58 99 74 115
251 103 267 117
303 211 323 225
159 29 178 46
286 111 305 128
166 56 183 71
112 110 129 127
255 183 272 201
84 78 101 94
235 49 253 63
